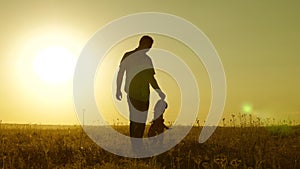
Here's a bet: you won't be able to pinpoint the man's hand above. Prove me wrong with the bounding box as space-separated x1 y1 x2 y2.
155 89 166 100
116 90 122 101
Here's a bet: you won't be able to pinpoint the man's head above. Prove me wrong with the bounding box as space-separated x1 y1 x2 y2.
138 35 153 50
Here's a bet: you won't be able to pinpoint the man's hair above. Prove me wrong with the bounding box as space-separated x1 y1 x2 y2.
139 35 153 47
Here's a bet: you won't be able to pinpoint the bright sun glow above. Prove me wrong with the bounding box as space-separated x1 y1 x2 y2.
33 46 76 84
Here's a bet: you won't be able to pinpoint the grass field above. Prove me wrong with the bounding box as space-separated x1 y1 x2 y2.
0 123 299 169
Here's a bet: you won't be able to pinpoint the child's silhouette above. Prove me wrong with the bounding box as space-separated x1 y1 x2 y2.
148 99 169 144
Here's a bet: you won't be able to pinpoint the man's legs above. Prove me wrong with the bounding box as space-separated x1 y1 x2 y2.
127 95 149 155
130 121 146 138
128 95 149 137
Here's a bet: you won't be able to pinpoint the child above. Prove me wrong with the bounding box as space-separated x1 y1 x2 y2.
148 99 169 143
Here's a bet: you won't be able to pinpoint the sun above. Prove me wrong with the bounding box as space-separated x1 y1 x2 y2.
33 46 76 84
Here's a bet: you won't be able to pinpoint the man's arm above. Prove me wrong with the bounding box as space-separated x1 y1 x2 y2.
149 74 165 100
147 58 166 99
116 65 125 100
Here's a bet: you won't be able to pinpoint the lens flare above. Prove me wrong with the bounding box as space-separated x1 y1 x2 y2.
242 103 253 114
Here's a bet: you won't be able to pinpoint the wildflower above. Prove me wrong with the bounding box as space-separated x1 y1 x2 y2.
230 158 242 168
192 155 202 165
214 154 227 169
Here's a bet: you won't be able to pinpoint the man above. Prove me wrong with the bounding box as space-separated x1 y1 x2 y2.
116 35 165 140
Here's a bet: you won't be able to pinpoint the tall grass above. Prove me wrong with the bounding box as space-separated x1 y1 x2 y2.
0 115 299 169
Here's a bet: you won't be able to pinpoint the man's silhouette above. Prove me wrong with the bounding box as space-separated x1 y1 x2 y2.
116 35 165 141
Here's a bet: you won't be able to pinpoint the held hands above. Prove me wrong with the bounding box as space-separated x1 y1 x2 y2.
116 90 122 101
155 89 166 100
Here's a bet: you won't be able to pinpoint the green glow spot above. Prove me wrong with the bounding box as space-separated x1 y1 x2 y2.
242 104 252 114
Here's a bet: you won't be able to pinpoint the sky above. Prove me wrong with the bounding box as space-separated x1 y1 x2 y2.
0 0 299 125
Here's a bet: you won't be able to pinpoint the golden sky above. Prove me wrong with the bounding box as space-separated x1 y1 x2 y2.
0 0 299 124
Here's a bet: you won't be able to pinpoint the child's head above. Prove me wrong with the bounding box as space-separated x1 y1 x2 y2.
153 99 168 120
